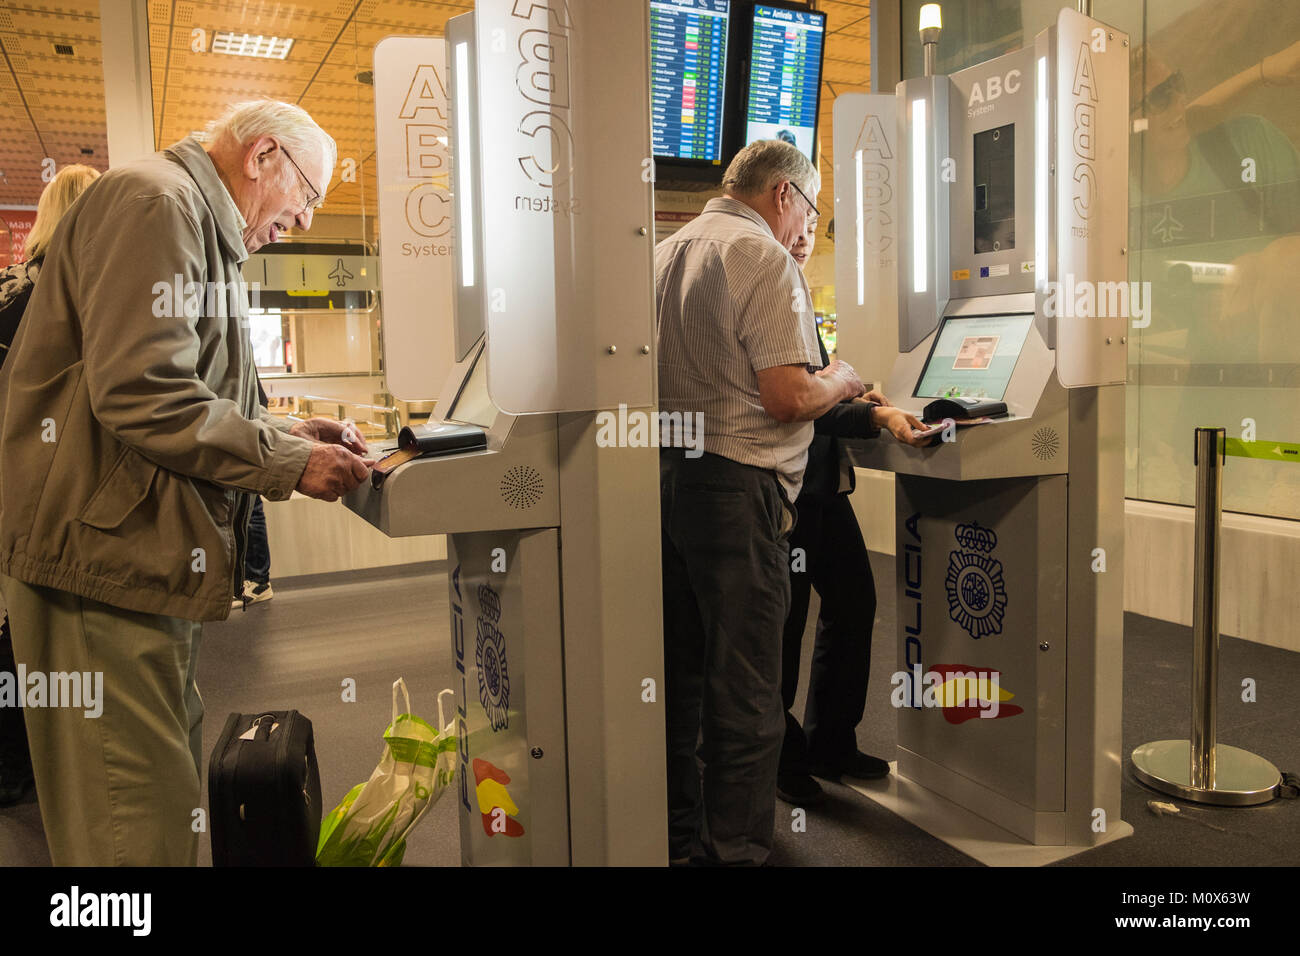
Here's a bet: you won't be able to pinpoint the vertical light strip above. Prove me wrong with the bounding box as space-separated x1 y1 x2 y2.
1035 56 1048 292
855 148 865 306
455 40 475 289
911 97 927 294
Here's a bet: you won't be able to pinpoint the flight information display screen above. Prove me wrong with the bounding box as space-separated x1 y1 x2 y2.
651 0 731 163
914 314 1034 401
744 4 825 161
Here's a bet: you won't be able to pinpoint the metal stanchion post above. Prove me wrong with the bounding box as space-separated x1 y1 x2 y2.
1190 426 1221 790
1131 427 1281 806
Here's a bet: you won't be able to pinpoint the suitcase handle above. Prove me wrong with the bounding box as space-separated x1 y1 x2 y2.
253 714 276 741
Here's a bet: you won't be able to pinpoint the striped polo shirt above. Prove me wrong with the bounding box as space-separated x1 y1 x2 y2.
655 196 823 500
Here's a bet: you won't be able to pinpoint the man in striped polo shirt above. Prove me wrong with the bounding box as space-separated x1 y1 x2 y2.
656 140 865 866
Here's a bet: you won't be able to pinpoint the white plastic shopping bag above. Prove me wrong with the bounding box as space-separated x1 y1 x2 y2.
316 679 455 866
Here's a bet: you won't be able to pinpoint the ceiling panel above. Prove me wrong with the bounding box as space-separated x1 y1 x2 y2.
0 0 106 205
2 0 869 225
815 0 871 222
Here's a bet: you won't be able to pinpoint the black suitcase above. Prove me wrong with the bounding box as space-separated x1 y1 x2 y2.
208 711 323 867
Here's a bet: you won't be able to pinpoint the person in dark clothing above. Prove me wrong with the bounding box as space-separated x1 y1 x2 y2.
777 218 918 806
0 163 100 806
656 141 875 867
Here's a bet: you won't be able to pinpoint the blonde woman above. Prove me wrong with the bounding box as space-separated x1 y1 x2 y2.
0 162 99 808
0 163 99 370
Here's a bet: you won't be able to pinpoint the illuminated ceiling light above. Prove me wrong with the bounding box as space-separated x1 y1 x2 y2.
919 4 941 76
211 31 294 60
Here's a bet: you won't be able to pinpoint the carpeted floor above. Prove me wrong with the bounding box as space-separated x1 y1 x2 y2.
1 554 1296 867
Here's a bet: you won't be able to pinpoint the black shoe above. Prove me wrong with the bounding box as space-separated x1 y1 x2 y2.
776 772 826 806
812 751 891 782
842 752 891 780
0 755 35 807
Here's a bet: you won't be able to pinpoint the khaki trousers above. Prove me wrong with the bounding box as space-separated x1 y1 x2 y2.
0 574 203 866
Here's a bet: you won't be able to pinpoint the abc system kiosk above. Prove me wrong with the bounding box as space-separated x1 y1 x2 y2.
345 0 667 866
833 7 1132 851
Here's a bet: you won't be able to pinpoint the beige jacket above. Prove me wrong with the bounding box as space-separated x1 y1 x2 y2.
0 138 315 621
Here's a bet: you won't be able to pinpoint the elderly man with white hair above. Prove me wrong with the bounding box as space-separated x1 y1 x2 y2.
0 100 372 865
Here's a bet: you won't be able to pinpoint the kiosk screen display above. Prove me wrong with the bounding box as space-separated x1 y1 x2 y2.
651 0 731 162
744 4 825 161
914 313 1033 401
445 345 498 430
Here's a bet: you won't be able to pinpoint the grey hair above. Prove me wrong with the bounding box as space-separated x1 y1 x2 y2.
206 99 338 184
722 139 820 199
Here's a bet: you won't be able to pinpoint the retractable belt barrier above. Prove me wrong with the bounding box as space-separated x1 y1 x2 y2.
1130 426 1295 806
1223 438 1300 464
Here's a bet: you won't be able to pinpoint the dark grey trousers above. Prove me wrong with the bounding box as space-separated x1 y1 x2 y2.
660 450 791 865
780 491 876 775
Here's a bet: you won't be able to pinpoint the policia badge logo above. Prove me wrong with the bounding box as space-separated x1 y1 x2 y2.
476 583 511 731
945 522 1007 640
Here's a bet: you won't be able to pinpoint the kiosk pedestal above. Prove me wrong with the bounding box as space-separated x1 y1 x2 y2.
858 381 1125 847
448 529 568 865
345 0 667 866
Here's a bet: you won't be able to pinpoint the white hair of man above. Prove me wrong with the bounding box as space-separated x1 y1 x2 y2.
721 139 820 200
206 99 338 191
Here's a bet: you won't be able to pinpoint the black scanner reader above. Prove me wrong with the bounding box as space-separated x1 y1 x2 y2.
923 396 1009 422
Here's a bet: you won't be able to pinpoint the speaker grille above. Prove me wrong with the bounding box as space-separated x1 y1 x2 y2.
500 465 544 509
1031 427 1061 461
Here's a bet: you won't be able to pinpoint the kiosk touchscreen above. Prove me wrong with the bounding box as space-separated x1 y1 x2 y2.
913 313 1033 403
835 7 1130 852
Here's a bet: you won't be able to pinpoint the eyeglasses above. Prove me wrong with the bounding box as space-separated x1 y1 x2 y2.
281 146 323 214
786 179 817 224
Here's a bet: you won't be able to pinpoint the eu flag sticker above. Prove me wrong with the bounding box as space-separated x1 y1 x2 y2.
979 266 990 278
